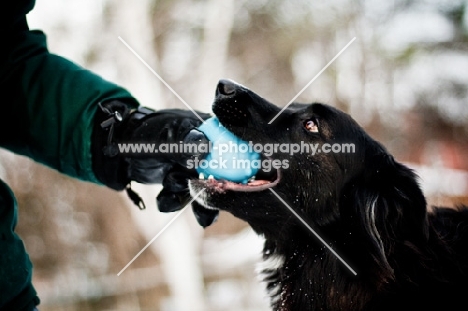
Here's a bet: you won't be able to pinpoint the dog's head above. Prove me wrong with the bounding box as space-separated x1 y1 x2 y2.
190 80 428 279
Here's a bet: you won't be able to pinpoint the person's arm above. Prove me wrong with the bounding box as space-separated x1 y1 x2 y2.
0 15 138 183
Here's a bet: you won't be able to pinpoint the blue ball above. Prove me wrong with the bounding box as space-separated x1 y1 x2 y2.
196 117 260 184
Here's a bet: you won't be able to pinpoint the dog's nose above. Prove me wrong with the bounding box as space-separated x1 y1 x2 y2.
217 79 238 96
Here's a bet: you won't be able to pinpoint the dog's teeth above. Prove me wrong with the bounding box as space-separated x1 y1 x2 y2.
248 176 256 182
199 173 205 180
208 175 215 180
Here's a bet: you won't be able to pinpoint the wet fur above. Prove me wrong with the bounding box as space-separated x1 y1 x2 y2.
190 81 468 310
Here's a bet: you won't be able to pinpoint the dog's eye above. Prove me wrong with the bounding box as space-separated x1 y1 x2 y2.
304 119 319 133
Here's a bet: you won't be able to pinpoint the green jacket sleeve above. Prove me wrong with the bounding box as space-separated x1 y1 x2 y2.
0 16 139 183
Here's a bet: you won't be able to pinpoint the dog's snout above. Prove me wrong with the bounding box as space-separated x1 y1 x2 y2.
217 79 238 96
213 79 249 127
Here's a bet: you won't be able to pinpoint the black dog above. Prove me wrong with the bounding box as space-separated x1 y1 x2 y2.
190 80 468 311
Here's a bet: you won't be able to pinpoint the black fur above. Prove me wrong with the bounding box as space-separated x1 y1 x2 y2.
190 80 468 311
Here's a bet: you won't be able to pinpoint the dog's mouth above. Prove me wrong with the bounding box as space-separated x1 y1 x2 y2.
191 79 283 193
193 154 281 193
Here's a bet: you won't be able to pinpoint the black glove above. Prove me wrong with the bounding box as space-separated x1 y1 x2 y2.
158 168 219 228
92 99 219 227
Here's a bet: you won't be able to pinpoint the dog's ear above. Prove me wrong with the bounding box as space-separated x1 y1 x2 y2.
346 153 428 283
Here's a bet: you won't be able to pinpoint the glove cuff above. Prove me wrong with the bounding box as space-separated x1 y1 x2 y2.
91 99 136 190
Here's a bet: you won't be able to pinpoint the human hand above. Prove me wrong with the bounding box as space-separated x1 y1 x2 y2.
120 106 210 184
92 100 219 227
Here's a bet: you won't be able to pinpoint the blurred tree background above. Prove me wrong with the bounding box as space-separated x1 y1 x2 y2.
1 0 467 310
